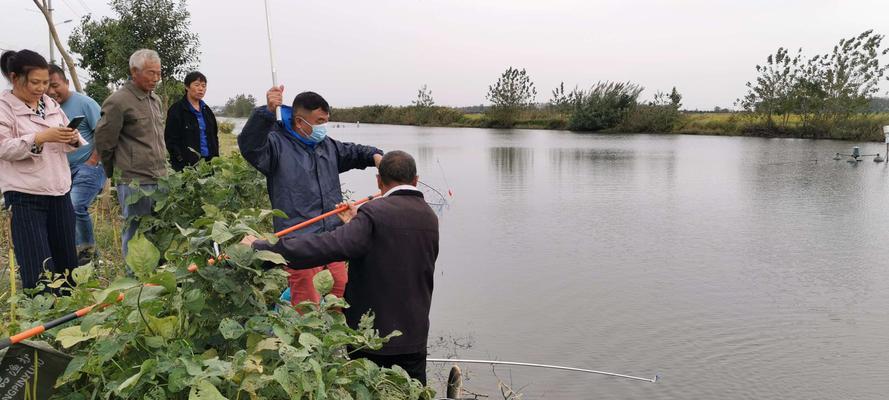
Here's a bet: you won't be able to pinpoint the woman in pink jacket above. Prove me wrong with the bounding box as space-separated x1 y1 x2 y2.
0 49 85 292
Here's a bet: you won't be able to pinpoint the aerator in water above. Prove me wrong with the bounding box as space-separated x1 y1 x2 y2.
833 146 884 163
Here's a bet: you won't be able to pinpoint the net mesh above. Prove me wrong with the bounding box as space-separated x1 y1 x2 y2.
418 180 451 216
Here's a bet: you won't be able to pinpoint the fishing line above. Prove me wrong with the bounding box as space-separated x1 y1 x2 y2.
437 158 454 198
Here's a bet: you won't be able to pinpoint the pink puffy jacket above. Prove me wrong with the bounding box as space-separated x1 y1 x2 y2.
0 90 84 196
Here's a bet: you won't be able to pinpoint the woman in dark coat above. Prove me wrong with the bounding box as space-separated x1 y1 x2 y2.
164 71 219 171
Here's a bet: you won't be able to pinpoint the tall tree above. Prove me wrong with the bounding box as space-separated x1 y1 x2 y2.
486 67 537 126
68 0 200 105
805 30 889 124
738 47 802 127
669 87 683 109
550 82 584 117
740 30 889 135
412 84 435 108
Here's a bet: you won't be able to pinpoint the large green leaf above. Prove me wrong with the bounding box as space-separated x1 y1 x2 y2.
225 243 254 269
148 315 178 339
91 277 138 305
125 233 160 279
272 324 294 345
147 271 177 293
298 332 322 350
210 221 235 244
122 285 166 307
218 318 245 340
56 325 111 348
313 269 334 296
189 380 227 400
254 250 287 266
80 308 114 332
115 358 157 394
71 265 95 285
183 288 206 313
252 337 284 354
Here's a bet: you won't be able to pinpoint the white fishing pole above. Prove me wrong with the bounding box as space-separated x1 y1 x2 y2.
263 0 282 121
426 358 658 383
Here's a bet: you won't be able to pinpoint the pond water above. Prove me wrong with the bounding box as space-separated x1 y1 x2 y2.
241 121 889 399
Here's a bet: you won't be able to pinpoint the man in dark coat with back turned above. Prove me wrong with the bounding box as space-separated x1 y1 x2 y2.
243 150 438 385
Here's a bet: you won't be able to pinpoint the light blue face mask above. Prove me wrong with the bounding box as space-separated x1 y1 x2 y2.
299 117 328 143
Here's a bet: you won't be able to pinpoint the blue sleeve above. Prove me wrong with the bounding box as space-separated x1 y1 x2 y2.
332 139 383 173
238 106 279 175
83 96 102 134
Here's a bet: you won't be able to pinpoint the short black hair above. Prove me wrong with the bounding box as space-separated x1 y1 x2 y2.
292 91 330 113
48 64 66 80
184 71 206 86
379 151 417 185
1 49 48 83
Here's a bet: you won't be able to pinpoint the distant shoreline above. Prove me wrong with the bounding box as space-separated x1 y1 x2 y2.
329 112 889 142
217 113 889 142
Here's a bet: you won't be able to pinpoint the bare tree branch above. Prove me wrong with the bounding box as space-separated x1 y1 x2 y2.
32 0 82 92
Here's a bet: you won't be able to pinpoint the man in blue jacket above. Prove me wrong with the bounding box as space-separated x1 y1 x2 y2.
238 86 382 306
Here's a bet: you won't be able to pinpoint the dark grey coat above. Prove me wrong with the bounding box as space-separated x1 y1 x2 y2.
238 106 382 234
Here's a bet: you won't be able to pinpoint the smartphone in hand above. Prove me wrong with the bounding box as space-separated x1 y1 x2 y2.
66 115 86 129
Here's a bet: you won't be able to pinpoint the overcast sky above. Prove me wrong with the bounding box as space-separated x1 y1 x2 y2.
2 0 889 110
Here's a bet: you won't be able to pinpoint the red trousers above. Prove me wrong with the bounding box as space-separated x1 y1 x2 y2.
285 261 347 305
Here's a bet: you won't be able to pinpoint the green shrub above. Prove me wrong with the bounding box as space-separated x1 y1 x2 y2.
619 105 682 133
568 82 642 131
217 120 235 135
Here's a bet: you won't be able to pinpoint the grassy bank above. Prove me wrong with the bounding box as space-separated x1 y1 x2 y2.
333 105 889 141
677 113 889 141
332 105 570 130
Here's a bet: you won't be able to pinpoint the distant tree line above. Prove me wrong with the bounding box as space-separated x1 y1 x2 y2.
737 30 889 139
219 94 257 118
331 84 464 126
332 70 684 132
478 67 683 132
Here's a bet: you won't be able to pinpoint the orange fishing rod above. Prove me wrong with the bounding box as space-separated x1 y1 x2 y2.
274 193 379 237
199 193 380 269
0 292 124 350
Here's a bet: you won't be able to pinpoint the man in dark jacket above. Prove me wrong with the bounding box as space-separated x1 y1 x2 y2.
164 71 219 171
238 87 383 306
244 150 438 384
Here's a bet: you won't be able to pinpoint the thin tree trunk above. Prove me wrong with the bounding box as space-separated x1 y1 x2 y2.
32 0 82 92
